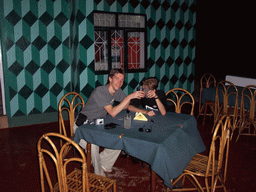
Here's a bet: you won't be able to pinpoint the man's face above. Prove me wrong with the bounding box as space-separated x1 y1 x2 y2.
109 73 125 91
142 85 150 98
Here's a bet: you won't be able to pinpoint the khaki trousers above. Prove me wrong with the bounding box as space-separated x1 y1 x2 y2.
73 122 121 177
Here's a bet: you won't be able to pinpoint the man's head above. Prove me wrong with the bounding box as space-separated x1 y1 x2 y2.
108 68 125 80
143 77 159 90
108 68 125 91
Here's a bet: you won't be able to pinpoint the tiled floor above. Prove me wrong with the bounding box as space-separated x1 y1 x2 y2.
0 112 256 191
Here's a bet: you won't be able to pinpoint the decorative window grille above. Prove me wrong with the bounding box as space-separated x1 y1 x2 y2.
94 11 147 74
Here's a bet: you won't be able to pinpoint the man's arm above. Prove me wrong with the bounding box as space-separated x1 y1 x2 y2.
156 90 168 116
155 97 166 116
104 91 144 117
147 90 166 116
127 105 155 116
128 97 155 116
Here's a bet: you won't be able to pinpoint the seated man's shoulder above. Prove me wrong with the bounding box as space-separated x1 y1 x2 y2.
156 90 166 95
95 85 108 92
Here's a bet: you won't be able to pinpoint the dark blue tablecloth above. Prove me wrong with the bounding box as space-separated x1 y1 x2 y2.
74 110 206 189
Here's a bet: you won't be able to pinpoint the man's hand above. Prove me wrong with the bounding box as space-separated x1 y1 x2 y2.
146 89 157 98
130 91 145 99
146 110 156 116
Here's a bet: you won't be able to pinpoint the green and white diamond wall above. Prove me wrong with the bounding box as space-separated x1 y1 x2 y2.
0 0 196 125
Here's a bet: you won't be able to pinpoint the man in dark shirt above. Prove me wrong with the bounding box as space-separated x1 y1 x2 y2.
131 77 167 116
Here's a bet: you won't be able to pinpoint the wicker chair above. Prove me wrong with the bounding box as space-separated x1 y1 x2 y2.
167 115 231 192
213 81 239 137
58 92 88 166
236 85 256 142
197 73 217 125
58 92 85 140
166 88 195 115
38 132 116 192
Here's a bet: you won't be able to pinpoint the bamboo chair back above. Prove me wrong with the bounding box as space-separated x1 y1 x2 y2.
58 92 85 139
206 115 231 183
214 81 239 129
236 85 256 141
198 73 216 116
166 88 195 115
38 133 116 192
37 132 89 192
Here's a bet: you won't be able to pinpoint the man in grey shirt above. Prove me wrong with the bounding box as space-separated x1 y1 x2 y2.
79 84 127 121
74 69 155 177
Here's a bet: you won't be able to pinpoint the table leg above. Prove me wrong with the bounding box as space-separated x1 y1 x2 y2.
151 170 156 192
86 143 92 172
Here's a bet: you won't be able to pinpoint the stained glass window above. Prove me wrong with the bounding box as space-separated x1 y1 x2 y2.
94 12 147 74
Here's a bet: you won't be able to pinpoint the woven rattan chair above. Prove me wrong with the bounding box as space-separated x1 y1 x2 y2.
167 115 231 192
58 92 85 140
58 92 87 165
236 85 256 142
166 88 195 115
197 73 217 125
213 81 239 137
38 132 116 192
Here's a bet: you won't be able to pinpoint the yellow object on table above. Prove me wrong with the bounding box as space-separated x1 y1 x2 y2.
134 112 148 121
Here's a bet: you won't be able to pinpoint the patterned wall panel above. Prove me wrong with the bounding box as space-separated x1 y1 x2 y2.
79 0 196 97
1 0 72 117
0 0 196 119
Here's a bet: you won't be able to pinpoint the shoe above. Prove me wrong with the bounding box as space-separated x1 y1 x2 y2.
121 151 127 158
131 157 139 164
101 165 113 173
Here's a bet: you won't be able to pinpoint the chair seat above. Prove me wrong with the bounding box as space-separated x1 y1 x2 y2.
53 168 116 192
185 154 218 177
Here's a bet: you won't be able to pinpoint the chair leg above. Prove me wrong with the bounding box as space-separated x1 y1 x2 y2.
212 175 227 192
203 103 209 126
197 105 205 119
168 173 204 192
113 182 116 192
205 177 210 192
235 121 243 142
187 174 204 192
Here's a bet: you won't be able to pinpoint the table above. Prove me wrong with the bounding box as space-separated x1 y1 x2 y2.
74 110 206 190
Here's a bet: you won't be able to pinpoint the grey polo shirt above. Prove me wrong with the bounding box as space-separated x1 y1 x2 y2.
80 85 126 121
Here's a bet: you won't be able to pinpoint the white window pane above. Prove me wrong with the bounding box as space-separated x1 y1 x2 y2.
94 13 116 27
118 15 145 28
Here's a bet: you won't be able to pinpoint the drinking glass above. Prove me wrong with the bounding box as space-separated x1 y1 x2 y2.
136 86 143 91
124 114 131 129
